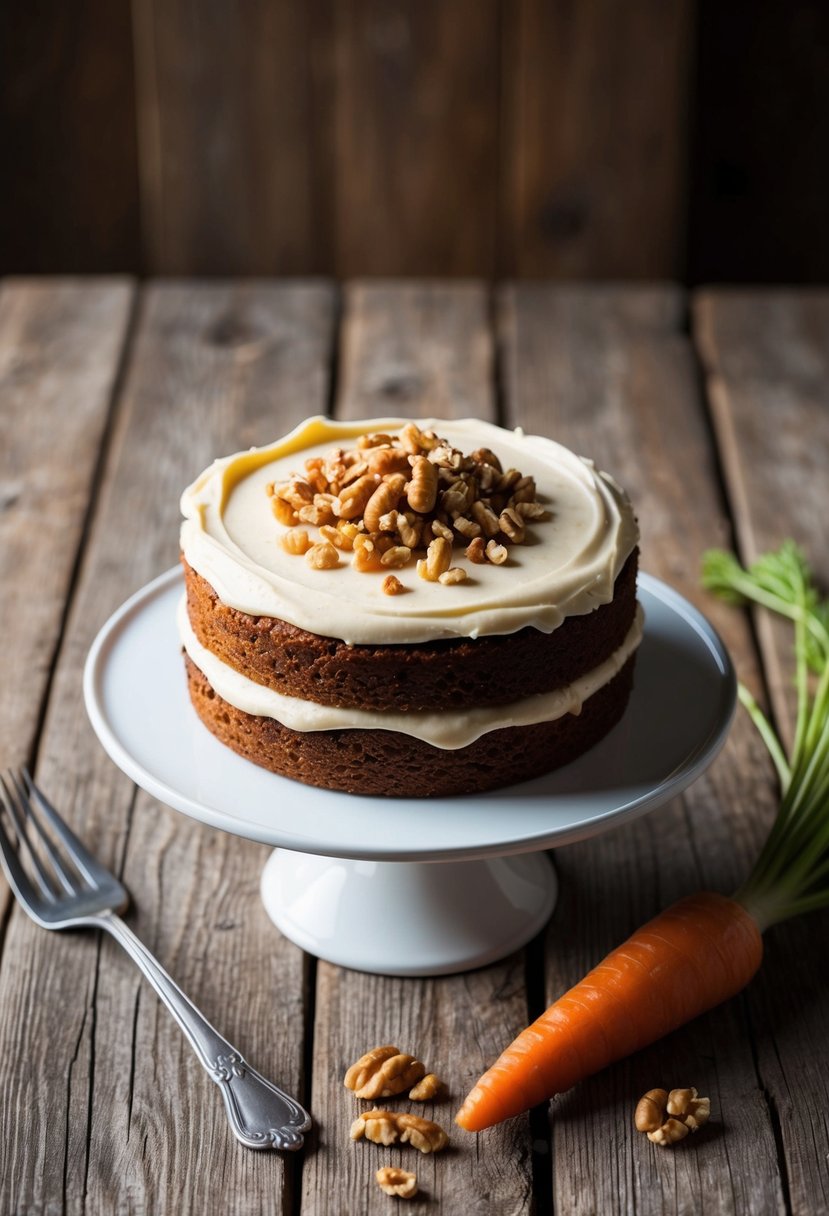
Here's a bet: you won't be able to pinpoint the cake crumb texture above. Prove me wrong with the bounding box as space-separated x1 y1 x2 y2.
184 652 637 798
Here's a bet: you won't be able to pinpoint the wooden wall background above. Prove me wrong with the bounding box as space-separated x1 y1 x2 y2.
1 0 827 282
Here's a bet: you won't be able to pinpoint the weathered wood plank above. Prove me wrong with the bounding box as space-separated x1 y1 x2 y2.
0 278 134 768
500 2 693 277
301 282 533 1216
0 282 336 1215
694 289 829 1216
501 285 784 1214
132 4 321 273
325 2 499 275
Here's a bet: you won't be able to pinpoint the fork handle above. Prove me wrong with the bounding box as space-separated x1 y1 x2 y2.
99 911 310 1150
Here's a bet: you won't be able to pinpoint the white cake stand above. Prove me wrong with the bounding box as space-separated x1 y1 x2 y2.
84 569 735 976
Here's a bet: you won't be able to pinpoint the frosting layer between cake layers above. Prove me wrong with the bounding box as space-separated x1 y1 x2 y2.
178 597 644 750
180 416 639 645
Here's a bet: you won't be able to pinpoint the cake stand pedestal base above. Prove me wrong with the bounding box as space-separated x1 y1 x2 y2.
260 850 558 977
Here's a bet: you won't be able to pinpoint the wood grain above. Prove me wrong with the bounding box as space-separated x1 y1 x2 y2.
131 2 322 274
0 279 134 769
694 289 829 1216
0 282 335 1214
325 1 499 276
500 0 693 277
300 282 533 1216
500 285 785 1214
3 280 828 1214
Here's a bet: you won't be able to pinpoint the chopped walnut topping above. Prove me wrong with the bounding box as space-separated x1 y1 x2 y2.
471 500 500 537
515 500 547 520
333 473 380 520
453 515 481 540
407 455 439 514
352 535 384 573
465 536 486 563
376 1167 418 1199
382 574 407 596
364 474 407 534
271 421 549 585
305 541 339 570
485 540 508 565
271 496 298 527
499 506 525 543
380 545 412 569
358 431 394 449
280 529 312 555
417 537 452 582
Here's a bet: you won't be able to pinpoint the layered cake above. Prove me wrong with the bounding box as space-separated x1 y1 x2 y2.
179 417 641 797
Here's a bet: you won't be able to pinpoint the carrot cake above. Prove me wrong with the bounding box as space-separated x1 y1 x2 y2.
179 417 641 796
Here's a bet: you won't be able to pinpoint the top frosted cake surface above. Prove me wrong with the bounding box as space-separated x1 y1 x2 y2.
179 416 638 645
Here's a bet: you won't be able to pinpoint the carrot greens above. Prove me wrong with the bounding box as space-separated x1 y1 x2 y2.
702 541 829 930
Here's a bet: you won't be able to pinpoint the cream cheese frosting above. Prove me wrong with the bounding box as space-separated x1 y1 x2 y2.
180 416 639 645
179 597 644 750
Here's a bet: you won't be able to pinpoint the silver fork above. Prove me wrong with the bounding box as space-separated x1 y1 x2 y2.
0 768 311 1151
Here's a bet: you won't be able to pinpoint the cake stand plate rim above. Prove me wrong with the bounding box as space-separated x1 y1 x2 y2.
83 566 736 863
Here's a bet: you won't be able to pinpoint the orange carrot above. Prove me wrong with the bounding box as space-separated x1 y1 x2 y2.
455 891 763 1133
456 543 829 1133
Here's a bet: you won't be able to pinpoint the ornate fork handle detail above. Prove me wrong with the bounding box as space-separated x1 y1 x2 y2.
101 911 311 1150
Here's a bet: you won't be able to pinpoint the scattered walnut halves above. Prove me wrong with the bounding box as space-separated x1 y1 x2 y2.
351 1109 448 1154
635 1086 711 1146
344 1045 426 1100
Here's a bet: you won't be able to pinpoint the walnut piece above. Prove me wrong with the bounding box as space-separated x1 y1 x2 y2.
635 1086 711 1146
407 455 439 514
667 1087 711 1132
305 541 339 570
376 1167 418 1199
271 420 549 584
382 574 407 596
364 473 407 534
351 1109 448 1154
485 540 508 565
280 529 311 556
417 536 451 582
408 1073 445 1101
344 1046 426 1100
634 1088 669 1133
465 536 486 563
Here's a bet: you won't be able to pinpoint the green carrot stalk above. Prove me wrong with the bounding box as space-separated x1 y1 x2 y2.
702 541 829 931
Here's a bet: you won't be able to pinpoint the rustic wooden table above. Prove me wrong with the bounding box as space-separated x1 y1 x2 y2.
1 279 827 1216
